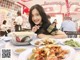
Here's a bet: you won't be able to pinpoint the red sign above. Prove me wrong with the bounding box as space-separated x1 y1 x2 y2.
23 6 29 14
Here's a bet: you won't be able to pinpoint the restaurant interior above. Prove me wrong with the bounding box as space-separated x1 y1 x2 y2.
0 0 80 60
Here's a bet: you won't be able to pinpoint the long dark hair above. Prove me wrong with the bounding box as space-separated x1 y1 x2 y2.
29 4 50 28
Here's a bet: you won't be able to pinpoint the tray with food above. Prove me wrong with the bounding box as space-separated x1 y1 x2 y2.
18 45 76 60
30 38 56 46
13 47 27 55
59 38 80 50
9 32 36 46
10 35 32 46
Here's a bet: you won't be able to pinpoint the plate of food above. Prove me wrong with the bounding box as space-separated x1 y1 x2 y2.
74 52 80 60
18 45 76 60
10 36 32 46
60 38 80 50
30 38 56 46
13 47 27 55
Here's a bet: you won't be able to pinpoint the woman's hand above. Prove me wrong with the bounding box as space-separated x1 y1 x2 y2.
32 25 40 32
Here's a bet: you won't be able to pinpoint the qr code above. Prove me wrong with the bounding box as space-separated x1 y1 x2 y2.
1 49 11 58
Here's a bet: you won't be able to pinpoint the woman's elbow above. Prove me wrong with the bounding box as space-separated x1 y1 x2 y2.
63 34 68 38
61 31 68 38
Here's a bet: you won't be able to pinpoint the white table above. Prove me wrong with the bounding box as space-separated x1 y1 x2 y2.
0 31 37 60
0 42 34 60
0 38 80 60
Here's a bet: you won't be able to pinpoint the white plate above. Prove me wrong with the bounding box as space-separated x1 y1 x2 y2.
74 52 80 60
59 38 80 50
13 47 27 55
30 38 57 46
30 39 43 46
18 45 76 60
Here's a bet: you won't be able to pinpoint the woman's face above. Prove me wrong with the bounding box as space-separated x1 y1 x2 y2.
32 9 42 25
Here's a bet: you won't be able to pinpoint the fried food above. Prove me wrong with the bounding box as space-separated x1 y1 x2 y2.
28 45 69 60
15 48 26 53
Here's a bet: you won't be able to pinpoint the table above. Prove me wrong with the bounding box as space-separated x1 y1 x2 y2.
0 42 34 60
0 38 80 60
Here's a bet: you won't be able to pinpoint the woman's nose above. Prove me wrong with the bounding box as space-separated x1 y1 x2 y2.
33 16 37 20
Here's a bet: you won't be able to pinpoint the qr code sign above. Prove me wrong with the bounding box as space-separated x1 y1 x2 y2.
1 49 11 58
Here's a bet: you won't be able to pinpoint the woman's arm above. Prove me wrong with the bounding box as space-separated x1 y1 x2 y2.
52 30 67 38
37 30 67 39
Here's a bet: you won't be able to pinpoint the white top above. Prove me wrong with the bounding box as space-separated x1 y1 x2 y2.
15 16 23 25
1 24 7 31
1 24 11 31
61 20 76 31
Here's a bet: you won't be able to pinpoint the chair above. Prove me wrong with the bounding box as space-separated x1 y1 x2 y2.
65 31 77 38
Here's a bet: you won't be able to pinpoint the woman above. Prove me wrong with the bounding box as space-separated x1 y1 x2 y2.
29 4 67 39
1 20 11 36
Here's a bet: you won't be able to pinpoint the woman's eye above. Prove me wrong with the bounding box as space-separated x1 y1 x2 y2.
32 13 40 17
